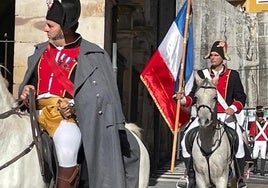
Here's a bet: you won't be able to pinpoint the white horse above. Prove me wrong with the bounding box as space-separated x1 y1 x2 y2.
125 123 150 188
0 74 45 187
192 74 232 188
0 72 150 188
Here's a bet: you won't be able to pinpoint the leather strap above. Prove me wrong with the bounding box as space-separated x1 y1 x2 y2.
29 88 45 176
255 121 268 141
202 69 228 110
0 100 24 119
0 96 38 171
0 141 35 171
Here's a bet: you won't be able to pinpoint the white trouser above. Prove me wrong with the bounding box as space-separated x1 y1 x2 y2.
181 113 245 158
53 120 82 167
252 140 267 159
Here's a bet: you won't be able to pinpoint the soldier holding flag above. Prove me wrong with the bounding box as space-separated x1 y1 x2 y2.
174 40 247 188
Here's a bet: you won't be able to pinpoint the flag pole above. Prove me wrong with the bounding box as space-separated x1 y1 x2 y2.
170 0 192 173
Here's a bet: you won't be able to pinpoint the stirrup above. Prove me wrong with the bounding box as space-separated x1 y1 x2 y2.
176 174 189 188
237 177 247 188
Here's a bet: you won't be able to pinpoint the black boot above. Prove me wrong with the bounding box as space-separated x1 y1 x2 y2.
176 157 195 188
253 159 258 175
260 158 266 176
236 158 247 188
184 157 195 188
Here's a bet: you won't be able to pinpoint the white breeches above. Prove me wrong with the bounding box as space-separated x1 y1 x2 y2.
53 120 82 167
181 118 199 158
252 140 267 159
181 113 245 158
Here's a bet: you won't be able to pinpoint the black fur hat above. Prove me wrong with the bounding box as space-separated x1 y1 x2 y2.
256 105 264 117
46 0 81 29
61 0 81 29
46 0 64 26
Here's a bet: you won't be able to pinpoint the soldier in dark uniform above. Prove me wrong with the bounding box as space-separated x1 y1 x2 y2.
175 40 247 188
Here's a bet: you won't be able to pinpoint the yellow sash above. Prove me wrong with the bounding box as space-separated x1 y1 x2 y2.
37 97 75 136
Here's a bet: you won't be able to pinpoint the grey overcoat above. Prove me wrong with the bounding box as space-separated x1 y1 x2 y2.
19 39 140 188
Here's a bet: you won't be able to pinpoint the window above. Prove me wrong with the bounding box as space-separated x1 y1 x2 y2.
257 0 268 4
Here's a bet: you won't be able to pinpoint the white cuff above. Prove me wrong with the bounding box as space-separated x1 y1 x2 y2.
180 97 186 105
68 99 75 104
230 105 237 113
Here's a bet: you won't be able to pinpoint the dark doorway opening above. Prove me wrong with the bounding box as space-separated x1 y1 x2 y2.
0 0 15 93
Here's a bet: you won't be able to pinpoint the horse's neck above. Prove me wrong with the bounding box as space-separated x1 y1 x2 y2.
199 123 217 152
0 89 16 112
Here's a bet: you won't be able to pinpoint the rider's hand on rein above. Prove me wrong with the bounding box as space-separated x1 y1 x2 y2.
57 99 76 120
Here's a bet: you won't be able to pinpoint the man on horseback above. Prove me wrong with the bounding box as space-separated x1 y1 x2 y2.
18 0 140 187
249 105 268 176
174 40 247 188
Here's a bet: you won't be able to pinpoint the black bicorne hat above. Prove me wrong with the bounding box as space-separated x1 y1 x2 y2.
204 40 231 61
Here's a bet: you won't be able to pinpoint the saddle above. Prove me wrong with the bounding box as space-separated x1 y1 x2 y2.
224 123 239 157
40 129 58 185
185 127 198 156
184 121 239 157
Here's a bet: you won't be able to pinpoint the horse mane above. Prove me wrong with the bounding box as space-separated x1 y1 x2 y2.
195 72 218 89
0 73 17 112
197 77 215 89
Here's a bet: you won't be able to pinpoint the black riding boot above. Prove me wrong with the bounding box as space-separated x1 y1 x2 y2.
253 159 258 174
184 157 195 188
236 158 247 188
260 158 266 176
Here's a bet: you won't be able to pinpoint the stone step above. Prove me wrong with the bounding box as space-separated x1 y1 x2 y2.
151 160 268 185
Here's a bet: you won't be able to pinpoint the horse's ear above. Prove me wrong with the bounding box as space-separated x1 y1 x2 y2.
194 72 203 86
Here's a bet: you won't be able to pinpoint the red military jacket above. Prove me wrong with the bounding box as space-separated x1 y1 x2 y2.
249 120 268 141
184 66 246 113
37 44 79 97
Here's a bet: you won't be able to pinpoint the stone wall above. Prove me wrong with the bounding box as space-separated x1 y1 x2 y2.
257 11 268 107
177 0 267 107
13 0 105 97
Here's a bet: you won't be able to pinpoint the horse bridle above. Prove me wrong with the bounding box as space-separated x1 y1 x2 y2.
0 100 36 171
196 85 217 115
195 84 229 186
0 92 44 175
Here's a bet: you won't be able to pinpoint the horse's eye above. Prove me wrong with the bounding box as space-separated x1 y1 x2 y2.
213 96 217 100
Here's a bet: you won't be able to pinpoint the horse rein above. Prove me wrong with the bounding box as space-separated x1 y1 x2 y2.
0 98 37 171
0 100 25 119
196 121 228 187
195 83 229 186
0 141 35 171
196 122 226 156
195 84 217 114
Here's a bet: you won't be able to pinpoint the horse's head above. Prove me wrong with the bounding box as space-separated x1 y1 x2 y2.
195 73 218 128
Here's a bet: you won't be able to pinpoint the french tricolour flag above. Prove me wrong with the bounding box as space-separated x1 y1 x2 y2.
140 1 193 132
